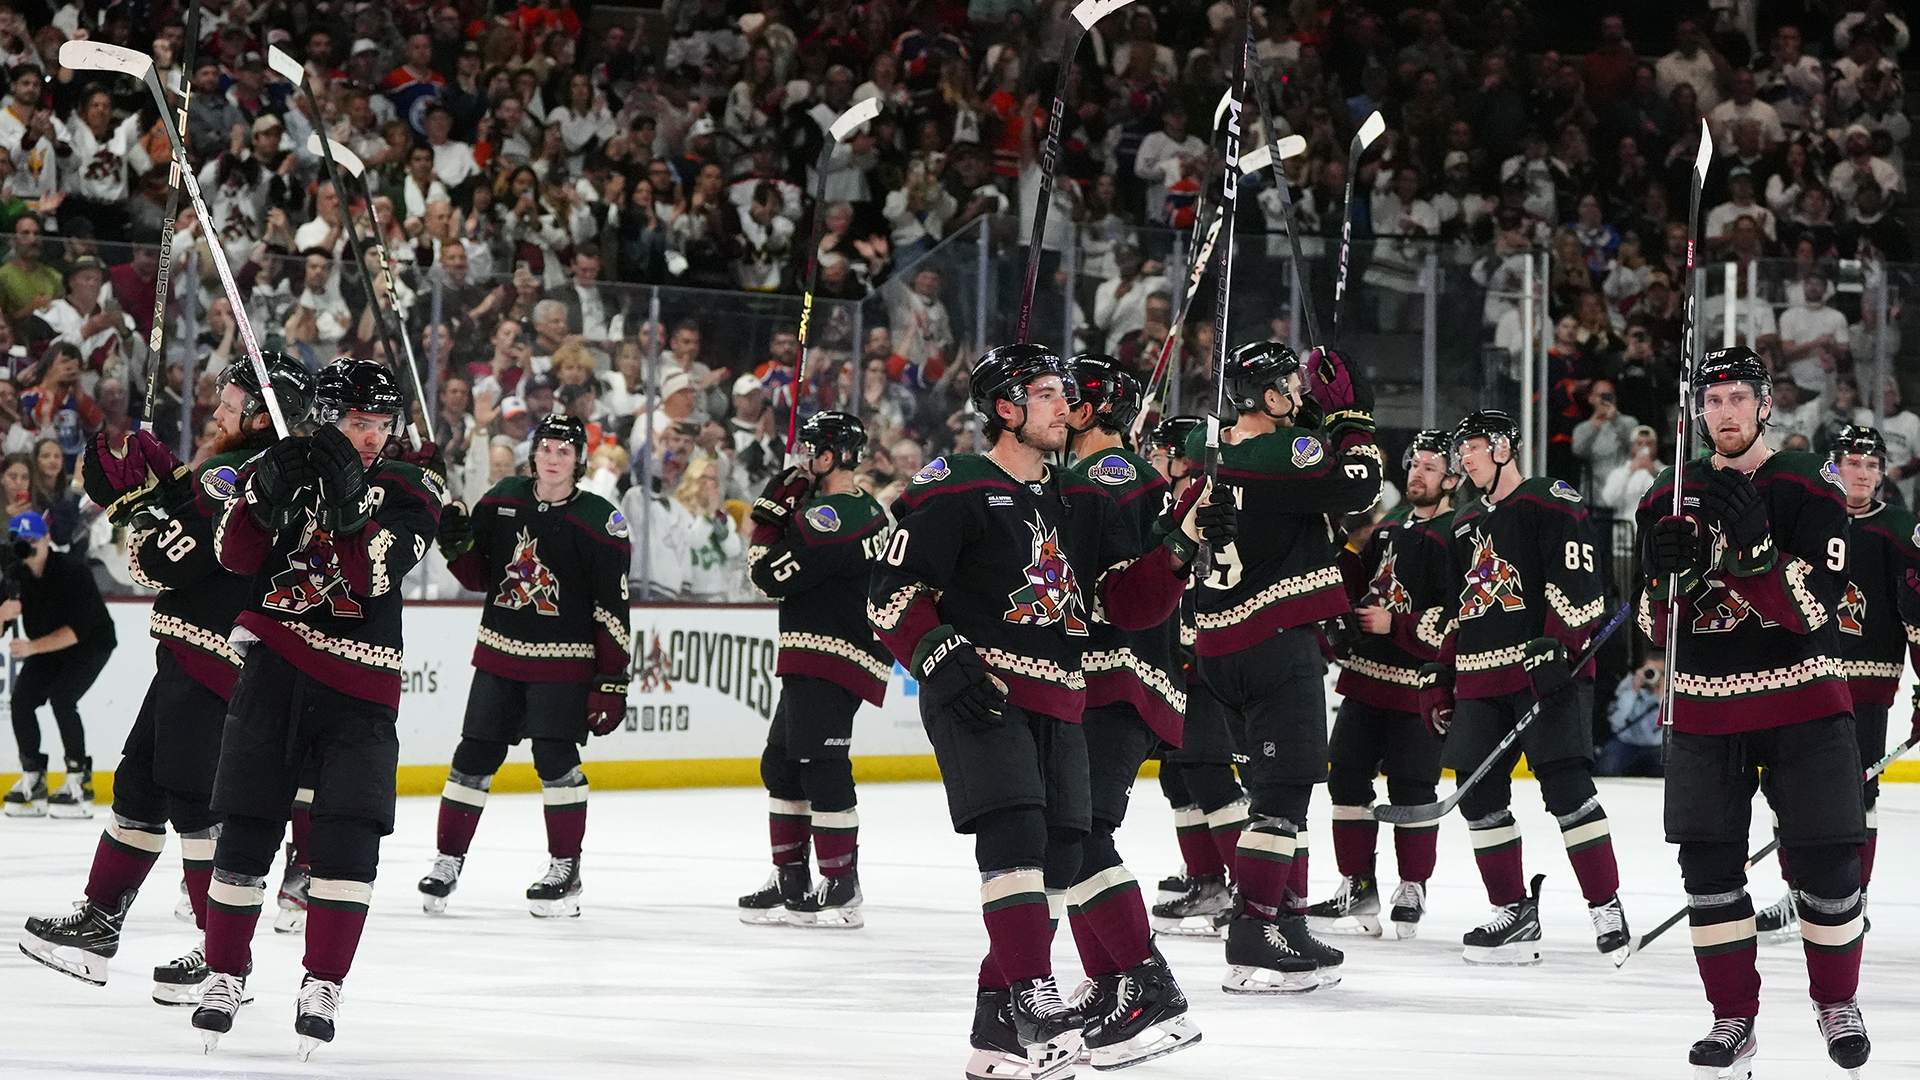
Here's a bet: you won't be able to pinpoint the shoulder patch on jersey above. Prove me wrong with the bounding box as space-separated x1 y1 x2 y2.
607 509 629 539
1820 460 1844 489
804 504 842 532
1548 479 1581 502
913 457 950 484
1086 453 1138 486
1912 522 1920 549
200 464 239 503
421 469 446 501
1291 435 1324 468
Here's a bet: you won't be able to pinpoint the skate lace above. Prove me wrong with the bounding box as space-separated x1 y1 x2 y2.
536 857 576 887
1702 1018 1750 1049
202 974 245 1012
1389 881 1425 909
1815 1000 1865 1043
1016 978 1071 1019
1261 922 1304 957
1589 900 1625 936
1101 974 1139 1023
1477 903 1520 933
428 854 462 884
164 945 206 972
299 978 342 1021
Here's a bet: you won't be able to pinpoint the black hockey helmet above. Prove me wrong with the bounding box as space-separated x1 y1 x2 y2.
532 412 591 479
798 410 868 472
1829 423 1888 469
1403 428 1459 475
220 352 315 430
1149 415 1204 462
1222 340 1303 417
1065 353 1143 438
1692 345 1772 420
312 358 407 431
1450 410 1521 473
971 343 1078 437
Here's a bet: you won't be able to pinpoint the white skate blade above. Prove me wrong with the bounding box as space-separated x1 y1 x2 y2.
784 906 865 929
48 801 94 819
273 907 306 934
422 895 450 916
17 938 109 985
1149 914 1223 938
1391 918 1420 940
1462 941 1543 966
200 1030 221 1053
152 980 204 1006
1088 1012 1201 1070
738 906 789 926
1305 912 1382 937
4 800 47 817
1220 964 1326 994
965 1045 1076 1080
1606 944 1631 968
1691 1037 1756 1080
529 895 582 918
297 1034 327 1061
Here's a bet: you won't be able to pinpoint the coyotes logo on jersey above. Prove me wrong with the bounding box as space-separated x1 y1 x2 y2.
261 528 364 619
1004 515 1089 636
1457 531 1525 621
1365 551 1413 614
1837 582 1866 636
1690 576 1781 634
494 528 561 615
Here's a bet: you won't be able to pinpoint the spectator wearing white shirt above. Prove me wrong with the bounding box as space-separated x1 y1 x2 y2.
1656 20 1730 114
1763 368 1823 450
399 145 452 221
1708 70 1784 153
1828 125 1902 208
1090 245 1166 355
1704 167 1775 246
1571 380 1639 488
423 106 482 190
1835 6 1908 54
1778 273 1850 365
1133 105 1205 225
57 88 151 240
1876 377 1920 505
1751 26 1825 131
1597 425 1661 523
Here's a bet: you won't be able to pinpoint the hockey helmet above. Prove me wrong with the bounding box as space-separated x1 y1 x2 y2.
798 410 868 472
312 358 408 432
1403 428 1459 475
1450 410 1521 474
1829 423 1888 470
1692 345 1772 421
532 413 591 479
1066 353 1143 438
1149 415 1204 463
1222 340 1303 416
220 352 316 430
970 343 1078 434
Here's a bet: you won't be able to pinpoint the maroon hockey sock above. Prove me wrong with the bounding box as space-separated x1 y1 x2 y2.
1068 910 1119 977
181 831 217 930
1558 804 1620 906
82 818 164 910
1284 842 1311 915
303 879 372 984
436 772 490 856
1172 806 1226 877
1329 804 1378 880
978 952 1007 990
768 798 811 866
1692 925 1761 1018
1207 799 1250 883
204 872 265 977
1393 823 1439 884
289 789 314 865
1068 867 1153 972
981 869 1052 984
810 808 858 878
1234 824 1297 921
1798 891 1865 1006
1468 814 1525 906
542 770 588 859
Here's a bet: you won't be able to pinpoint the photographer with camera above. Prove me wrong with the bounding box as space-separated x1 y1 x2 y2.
1595 655 1664 777
0 510 117 818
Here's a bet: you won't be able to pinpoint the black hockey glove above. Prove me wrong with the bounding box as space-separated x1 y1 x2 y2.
310 424 371 535
1644 516 1702 576
1416 663 1454 739
913 626 1007 732
1521 637 1575 709
247 437 315 532
751 466 812 528
1700 466 1769 554
438 500 475 561
1196 483 1239 548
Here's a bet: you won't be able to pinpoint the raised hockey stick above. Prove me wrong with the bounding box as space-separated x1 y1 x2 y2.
137 0 198 429
1196 8 1256 539
781 96 880 462
62 40 290 437
1618 735 1916 965
1014 0 1135 344
1127 207 1221 445
1659 119 1716 736
1330 111 1385 343
1373 602 1634 827
1246 65 1323 349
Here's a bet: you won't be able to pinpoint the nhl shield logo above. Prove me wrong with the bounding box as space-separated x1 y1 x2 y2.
1291 436 1324 468
1087 454 1137 486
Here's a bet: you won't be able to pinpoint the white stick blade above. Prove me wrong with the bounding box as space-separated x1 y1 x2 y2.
1070 0 1133 28
58 40 153 78
266 45 306 85
1693 118 1714 180
1356 111 1386 150
1212 89 1233 133
1238 144 1271 175
307 134 367 176
828 97 881 141
1276 134 1308 160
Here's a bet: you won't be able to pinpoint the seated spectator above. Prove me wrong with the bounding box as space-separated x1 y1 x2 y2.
1708 70 1784 154
1596 657 1664 777
1704 167 1776 248
1828 125 1901 208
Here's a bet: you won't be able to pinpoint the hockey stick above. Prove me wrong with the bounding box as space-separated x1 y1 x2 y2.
1373 601 1634 827
1618 735 1916 965
781 96 880 463
1245 64 1323 349
1127 207 1221 446
62 40 290 437
137 0 198 429
1329 111 1385 343
1659 119 1716 736
1013 0 1135 344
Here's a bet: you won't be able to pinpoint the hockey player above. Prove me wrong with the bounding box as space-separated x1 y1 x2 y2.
1640 347 1869 1077
1427 410 1624 965
867 344 1219 1078
736 411 890 929
18 358 312 1004
1306 429 1455 940
1182 342 1382 993
193 359 441 1058
1057 355 1199 1067
417 413 631 918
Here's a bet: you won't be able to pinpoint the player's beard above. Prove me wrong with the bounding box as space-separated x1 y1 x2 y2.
1019 413 1069 452
1708 419 1760 458
210 421 254 456
1408 479 1447 509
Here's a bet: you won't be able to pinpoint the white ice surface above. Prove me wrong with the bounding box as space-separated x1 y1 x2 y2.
4 778 1920 1079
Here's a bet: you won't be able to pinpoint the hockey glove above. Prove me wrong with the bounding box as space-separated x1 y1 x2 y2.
1305 346 1375 435
587 682 628 737
438 500 475 561
1196 483 1239 548
913 626 1007 732
751 466 813 528
1521 637 1575 709
84 430 189 524
395 438 448 495
310 424 371 535
1416 663 1454 739
1645 516 1702 576
247 437 316 532
1700 466 1769 554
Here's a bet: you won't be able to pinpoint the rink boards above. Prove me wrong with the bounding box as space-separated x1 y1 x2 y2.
7 599 1919 799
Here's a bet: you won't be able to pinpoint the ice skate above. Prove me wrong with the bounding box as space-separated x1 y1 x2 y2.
1589 894 1631 965
295 973 343 1061
46 760 93 819
4 770 47 817
1462 874 1544 966
1273 913 1343 979
1688 1016 1756 1080
1753 889 1798 944
274 844 309 933
1008 976 1085 1063
739 863 811 925
966 987 1077 1080
1154 873 1189 902
1388 880 1426 939
784 869 863 929
1814 997 1869 1076
1083 952 1201 1070
1221 917 1324 994
1304 873 1381 937
173 880 194 924
1149 874 1230 937
417 853 464 915
18 890 133 985
191 971 247 1051
527 856 582 917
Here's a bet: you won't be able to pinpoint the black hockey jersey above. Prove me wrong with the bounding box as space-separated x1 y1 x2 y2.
125 448 256 699
217 454 443 709
748 487 893 707
1834 500 1920 707
868 453 1190 723
1443 477 1606 700
1071 446 1185 744
1183 422 1383 656
1336 507 1455 713
446 476 632 694
1637 451 1850 734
